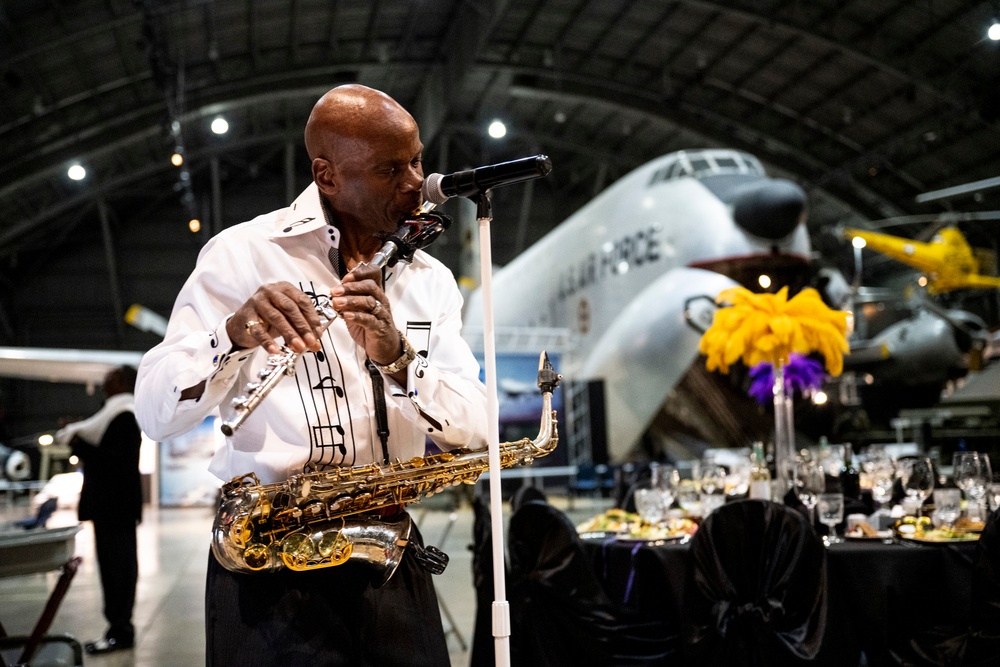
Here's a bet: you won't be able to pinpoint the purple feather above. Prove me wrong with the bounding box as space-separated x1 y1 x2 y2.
747 354 825 404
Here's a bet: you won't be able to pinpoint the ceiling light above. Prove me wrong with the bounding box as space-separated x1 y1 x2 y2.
189 218 201 233
38 434 54 446
757 274 772 289
852 236 867 249
211 116 229 134
171 152 184 167
989 21 1000 41
487 120 506 139
67 164 86 180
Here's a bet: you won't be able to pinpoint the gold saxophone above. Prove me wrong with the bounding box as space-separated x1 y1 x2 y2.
211 352 560 584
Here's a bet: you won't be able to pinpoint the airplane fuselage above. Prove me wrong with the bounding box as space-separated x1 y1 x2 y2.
465 149 812 459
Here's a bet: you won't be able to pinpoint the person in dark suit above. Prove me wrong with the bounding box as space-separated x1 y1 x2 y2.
56 365 143 654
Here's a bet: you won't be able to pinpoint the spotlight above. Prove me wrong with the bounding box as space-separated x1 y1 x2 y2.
487 120 506 139
38 434 54 446
989 20 1000 41
852 236 867 249
757 274 772 289
189 218 201 233
171 152 184 167
67 164 86 180
811 390 828 406
211 116 229 134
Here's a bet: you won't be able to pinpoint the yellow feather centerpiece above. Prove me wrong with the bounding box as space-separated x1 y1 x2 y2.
699 285 850 376
699 285 850 500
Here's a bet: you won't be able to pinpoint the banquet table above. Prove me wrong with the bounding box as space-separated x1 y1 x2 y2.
582 532 979 666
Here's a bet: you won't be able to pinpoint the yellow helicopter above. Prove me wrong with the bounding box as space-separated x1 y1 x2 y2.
843 225 1000 294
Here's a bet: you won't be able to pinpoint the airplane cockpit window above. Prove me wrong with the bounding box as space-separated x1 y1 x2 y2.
647 150 765 187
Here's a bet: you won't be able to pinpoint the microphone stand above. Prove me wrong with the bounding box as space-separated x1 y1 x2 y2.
473 189 512 667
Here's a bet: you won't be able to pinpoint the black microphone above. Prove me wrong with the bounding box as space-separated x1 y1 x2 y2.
422 154 552 205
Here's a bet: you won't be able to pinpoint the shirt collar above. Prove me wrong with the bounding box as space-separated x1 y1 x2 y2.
268 182 341 247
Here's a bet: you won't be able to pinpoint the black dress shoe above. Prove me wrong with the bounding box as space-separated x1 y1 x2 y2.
84 637 134 654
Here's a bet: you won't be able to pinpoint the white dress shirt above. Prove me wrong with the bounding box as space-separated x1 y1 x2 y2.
135 183 488 484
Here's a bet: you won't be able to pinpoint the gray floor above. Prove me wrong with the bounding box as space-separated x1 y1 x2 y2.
0 490 606 666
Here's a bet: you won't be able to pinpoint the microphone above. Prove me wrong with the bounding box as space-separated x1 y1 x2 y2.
422 154 552 205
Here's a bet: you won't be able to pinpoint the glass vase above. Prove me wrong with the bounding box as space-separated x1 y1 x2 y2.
772 362 796 500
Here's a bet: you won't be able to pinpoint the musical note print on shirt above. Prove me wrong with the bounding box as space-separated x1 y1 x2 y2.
282 216 315 233
406 321 432 378
295 280 356 470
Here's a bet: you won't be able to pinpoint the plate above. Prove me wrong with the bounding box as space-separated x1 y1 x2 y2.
615 533 688 544
845 530 893 541
900 530 980 544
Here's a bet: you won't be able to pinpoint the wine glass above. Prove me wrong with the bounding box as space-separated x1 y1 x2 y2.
817 492 845 544
649 462 680 509
954 452 992 520
898 457 935 517
793 457 825 525
675 479 700 516
869 463 896 514
699 465 727 515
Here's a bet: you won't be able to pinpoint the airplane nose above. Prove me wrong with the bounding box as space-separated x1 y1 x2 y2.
731 179 807 240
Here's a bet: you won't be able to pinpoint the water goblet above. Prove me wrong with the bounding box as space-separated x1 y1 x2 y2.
870 465 895 513
793 457 825 525
817 492 845 544
633 485 668 527
697 465 727 516
932 488 962 528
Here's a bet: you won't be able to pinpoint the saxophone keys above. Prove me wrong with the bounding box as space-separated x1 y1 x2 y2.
279 533 316 571
242 543 271 571
318 531 353 565
230 516 253 547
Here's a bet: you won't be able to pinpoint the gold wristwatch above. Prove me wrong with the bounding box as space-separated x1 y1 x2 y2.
373 333 416 374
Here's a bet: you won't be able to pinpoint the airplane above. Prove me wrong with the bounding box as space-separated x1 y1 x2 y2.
462 149 1000 463
843 226 1000 293
463 148 815 462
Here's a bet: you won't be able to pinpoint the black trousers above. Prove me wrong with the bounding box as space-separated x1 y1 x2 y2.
92 517 138 642
205 524 449 667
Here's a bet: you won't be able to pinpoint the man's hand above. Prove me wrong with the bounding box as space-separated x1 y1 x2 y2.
330 264 403 370
226 282 325 354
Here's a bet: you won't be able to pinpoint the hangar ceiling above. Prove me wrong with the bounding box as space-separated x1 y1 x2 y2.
0 0 998 350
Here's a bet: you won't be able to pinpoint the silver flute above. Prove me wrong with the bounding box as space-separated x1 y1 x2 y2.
220 205 448 436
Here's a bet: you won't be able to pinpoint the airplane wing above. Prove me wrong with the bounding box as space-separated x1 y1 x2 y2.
0 347 144 387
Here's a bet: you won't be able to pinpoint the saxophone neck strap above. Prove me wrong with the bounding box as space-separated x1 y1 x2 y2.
365 359 391 464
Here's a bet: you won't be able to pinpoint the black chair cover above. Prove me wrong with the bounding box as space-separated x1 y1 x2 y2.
901 508 1000 667
684 499 828 667
471 491 676 666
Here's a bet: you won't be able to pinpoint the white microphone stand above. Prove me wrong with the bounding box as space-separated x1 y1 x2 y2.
473 190 512 667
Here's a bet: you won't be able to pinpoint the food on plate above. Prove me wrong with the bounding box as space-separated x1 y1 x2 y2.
893 515 980 542
844 520 883 539
576 509 698 541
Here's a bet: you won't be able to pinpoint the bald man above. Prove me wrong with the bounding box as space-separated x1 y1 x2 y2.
136 85 488 666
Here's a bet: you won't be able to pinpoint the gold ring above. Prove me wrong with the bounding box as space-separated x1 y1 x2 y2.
244 319 262 332
371 300 382 316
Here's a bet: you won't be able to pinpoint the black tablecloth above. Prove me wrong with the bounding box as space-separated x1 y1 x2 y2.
583 535 978 666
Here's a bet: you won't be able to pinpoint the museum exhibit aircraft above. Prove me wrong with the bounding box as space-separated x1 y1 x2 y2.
463 148 815 461
464 148 997 462
844 225 1000 293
